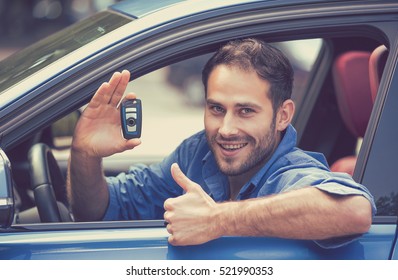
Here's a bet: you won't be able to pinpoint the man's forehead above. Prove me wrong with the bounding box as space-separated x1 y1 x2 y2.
206 66 272 107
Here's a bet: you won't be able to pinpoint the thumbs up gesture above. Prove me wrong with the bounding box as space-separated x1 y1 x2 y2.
164 163 221 246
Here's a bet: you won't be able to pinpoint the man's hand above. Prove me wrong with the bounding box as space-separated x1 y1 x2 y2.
72 70 141 159
67 70 141 221
164 163 222 246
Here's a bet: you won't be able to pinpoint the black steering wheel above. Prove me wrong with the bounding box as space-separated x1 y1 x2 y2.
28 143 68 223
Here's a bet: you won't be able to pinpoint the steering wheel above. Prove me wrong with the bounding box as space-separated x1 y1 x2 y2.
28 143 68 222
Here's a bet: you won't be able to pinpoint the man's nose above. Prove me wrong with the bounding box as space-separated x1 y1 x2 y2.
218 113 239 137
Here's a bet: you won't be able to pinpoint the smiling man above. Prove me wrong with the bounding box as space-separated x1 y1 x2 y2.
67 38 376 248
204 64 283 200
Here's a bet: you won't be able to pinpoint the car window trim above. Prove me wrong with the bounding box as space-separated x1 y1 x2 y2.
4 220 166 232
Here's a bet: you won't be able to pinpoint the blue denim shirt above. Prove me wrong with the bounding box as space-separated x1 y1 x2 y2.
104 125 376 247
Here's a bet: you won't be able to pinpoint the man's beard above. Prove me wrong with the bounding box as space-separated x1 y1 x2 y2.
206 117 278 176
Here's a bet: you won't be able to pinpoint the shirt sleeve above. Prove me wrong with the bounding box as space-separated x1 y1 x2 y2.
313 172 376 249
103 131 206 221
276 167 376 216
103 162 182 220
266 166 376 249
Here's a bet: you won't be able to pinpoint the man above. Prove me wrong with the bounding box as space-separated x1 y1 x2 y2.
67 38 375 248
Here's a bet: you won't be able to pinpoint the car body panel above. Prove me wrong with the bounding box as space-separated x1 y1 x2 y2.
0 224 395 260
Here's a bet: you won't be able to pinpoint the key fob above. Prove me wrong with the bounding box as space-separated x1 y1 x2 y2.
120 99 142 139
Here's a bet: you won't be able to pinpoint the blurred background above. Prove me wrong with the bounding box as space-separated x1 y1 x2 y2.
0 0 117 60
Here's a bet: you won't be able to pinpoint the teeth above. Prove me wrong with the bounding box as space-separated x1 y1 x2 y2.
221 143 247 150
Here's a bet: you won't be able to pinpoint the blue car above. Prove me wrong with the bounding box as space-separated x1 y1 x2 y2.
0 0 397 260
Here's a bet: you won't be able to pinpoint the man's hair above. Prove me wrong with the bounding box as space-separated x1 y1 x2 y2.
202 38 294 111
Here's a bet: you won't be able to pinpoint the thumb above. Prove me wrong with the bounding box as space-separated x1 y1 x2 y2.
171 163 197 193
124 138 142 150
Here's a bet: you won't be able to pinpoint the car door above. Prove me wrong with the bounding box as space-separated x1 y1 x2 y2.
358 36 398 260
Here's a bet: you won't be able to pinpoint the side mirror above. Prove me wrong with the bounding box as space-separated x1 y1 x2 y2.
0 149 14 228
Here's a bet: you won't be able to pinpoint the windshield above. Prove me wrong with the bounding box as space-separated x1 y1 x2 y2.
0 11 132 94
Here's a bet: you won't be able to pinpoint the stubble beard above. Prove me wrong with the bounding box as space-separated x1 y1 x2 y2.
206 118 278 176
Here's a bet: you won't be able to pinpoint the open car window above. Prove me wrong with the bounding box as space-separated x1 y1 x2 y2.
50 38 323 171
47 38 324 223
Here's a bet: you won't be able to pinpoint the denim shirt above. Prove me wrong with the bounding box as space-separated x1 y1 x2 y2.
104 125 376 248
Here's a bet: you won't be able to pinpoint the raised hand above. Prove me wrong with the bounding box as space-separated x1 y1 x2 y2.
164 163 221 246
72 70 141 158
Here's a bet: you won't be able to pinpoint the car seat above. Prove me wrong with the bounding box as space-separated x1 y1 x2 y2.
369 45 388 102
330 46 388 175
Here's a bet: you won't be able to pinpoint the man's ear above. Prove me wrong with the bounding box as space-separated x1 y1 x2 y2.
276 99 295 131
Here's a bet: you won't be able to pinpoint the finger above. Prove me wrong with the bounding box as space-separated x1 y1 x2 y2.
89 82 111 108
90 72 122 107
164 198 174 211
168 235 178 246
124 138 142 150
171 163 198 193
166 223 173 234
109 70 130 106
116 91 138 109
124 92 138 100
107 71 124 101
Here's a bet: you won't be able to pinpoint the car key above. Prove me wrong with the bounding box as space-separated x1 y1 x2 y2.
120 99 142 139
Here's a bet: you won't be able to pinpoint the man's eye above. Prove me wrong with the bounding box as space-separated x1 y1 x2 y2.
241 108 255 114
211 106 224 113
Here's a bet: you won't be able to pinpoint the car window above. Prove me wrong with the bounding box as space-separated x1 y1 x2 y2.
52 38 323 167
123 65 205 161
362 52 398 216
277 39 323 104
48 38 325 222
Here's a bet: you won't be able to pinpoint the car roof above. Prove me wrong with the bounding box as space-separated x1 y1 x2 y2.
110 0 389 19
110 0 185 18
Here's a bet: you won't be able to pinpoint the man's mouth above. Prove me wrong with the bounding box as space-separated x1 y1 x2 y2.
219 143 248 151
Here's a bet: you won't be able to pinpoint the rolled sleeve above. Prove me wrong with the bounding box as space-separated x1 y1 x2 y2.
315 181 376 216
263 166 376 249
275 167 376 216
312 174 376 249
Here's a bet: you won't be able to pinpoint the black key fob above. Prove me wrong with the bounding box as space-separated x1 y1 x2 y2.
120 99 142 139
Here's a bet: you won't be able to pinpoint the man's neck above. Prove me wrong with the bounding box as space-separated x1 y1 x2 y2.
227 131 283 200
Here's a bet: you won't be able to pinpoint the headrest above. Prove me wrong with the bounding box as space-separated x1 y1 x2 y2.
369 45 388 102
332 51 373 137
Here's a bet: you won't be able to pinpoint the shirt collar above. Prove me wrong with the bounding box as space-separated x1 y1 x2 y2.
248 124 297 189
202 151 229 201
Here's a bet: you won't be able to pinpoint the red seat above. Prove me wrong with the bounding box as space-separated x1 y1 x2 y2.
332 51 373 138
330 51 373 175
369 45 388 102
330 46 388 175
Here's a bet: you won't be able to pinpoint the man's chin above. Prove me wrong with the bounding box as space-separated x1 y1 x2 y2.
217 162 244 176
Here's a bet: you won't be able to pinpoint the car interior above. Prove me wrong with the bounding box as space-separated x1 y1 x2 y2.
4 34 389 225
329 45 388 175
298 38 387 172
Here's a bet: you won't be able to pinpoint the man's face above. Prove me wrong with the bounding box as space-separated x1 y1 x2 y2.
205 65 279 177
